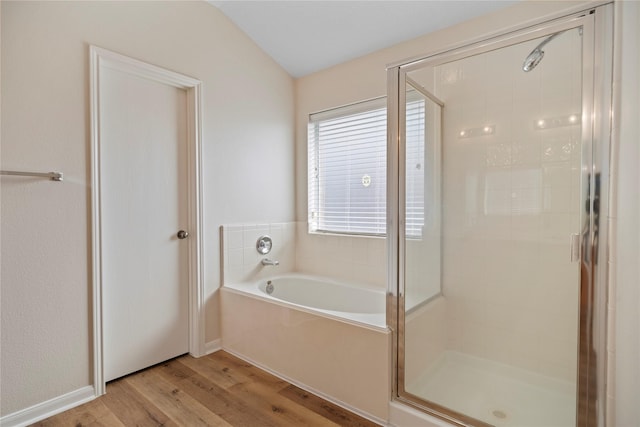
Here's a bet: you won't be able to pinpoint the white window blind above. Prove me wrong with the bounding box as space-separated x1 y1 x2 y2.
308 97 425 237
405 94 426 237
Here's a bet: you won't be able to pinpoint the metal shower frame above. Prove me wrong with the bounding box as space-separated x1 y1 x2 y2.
386 3 613 426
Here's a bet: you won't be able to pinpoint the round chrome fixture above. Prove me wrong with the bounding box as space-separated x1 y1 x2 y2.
256 235 273 254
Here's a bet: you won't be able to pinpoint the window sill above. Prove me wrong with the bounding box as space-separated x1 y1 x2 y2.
308 229 386 239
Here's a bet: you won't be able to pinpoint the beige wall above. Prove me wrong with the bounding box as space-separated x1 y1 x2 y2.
0 0 294 416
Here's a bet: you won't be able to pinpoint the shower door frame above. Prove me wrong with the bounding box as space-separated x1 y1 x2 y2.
386 4 613 426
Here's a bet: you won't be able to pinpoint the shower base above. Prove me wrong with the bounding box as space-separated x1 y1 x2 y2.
406 351 575 427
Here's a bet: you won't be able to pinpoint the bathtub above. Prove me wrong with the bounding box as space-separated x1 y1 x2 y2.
226 273 386 330
221 273 391 423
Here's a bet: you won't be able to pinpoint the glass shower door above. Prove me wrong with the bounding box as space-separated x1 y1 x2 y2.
395 23 591 427
399 77 445 402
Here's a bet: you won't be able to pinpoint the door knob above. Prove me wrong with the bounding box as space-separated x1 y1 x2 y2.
177 230 189 239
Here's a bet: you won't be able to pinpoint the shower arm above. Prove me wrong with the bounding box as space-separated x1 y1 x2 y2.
532 32 561 52
522 29 568 72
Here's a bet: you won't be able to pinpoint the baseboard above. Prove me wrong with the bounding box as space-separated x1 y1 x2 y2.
205 339 222 355
0 386 95 427
222 347 388 426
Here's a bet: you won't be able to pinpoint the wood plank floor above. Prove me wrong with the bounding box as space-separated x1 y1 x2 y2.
32 351 380 427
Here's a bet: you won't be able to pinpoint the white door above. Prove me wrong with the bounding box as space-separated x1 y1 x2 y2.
100 62 190 382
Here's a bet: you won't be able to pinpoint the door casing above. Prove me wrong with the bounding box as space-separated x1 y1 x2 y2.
89 46 204 396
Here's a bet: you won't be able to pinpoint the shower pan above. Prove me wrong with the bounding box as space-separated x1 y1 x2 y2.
387 4 612 427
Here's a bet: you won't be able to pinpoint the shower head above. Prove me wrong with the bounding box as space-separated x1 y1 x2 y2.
523 48 545 72
522 30 564 72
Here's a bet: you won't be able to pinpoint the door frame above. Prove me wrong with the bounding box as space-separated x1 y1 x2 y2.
89 46 204 396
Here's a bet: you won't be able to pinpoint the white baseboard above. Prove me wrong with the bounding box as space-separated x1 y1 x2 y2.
222 347 388 426
0 386 95 427
204 339 222 355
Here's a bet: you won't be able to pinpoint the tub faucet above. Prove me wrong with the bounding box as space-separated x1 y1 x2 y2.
261 258 279 266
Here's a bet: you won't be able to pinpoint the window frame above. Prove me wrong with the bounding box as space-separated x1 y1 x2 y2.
308 96 426 238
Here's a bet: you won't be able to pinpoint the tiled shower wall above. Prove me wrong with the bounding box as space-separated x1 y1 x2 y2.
435 29 582 382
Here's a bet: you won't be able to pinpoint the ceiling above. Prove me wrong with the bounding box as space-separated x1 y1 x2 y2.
210 1 519 78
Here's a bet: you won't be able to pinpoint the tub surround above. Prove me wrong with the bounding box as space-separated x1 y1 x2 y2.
221 221 387 291
221 287 391 423
296 222 387 289
221 222 297 284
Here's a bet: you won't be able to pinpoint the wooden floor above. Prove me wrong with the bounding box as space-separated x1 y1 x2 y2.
32 351 380 427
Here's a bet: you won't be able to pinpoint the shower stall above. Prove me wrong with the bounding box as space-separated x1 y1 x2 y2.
387 4 612 427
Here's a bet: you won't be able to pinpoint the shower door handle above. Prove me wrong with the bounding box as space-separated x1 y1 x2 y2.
570 233 580 262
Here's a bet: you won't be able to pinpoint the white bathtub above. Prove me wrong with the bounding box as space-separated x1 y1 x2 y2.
221 273 391 422
225 273 386 330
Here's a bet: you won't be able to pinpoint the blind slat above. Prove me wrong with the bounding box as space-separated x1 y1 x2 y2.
309 97 426 236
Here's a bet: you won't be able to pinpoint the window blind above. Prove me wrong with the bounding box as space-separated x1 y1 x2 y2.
405 97 426 237
308 97 425 236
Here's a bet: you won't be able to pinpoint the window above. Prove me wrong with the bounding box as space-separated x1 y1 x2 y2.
308 97 425 236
